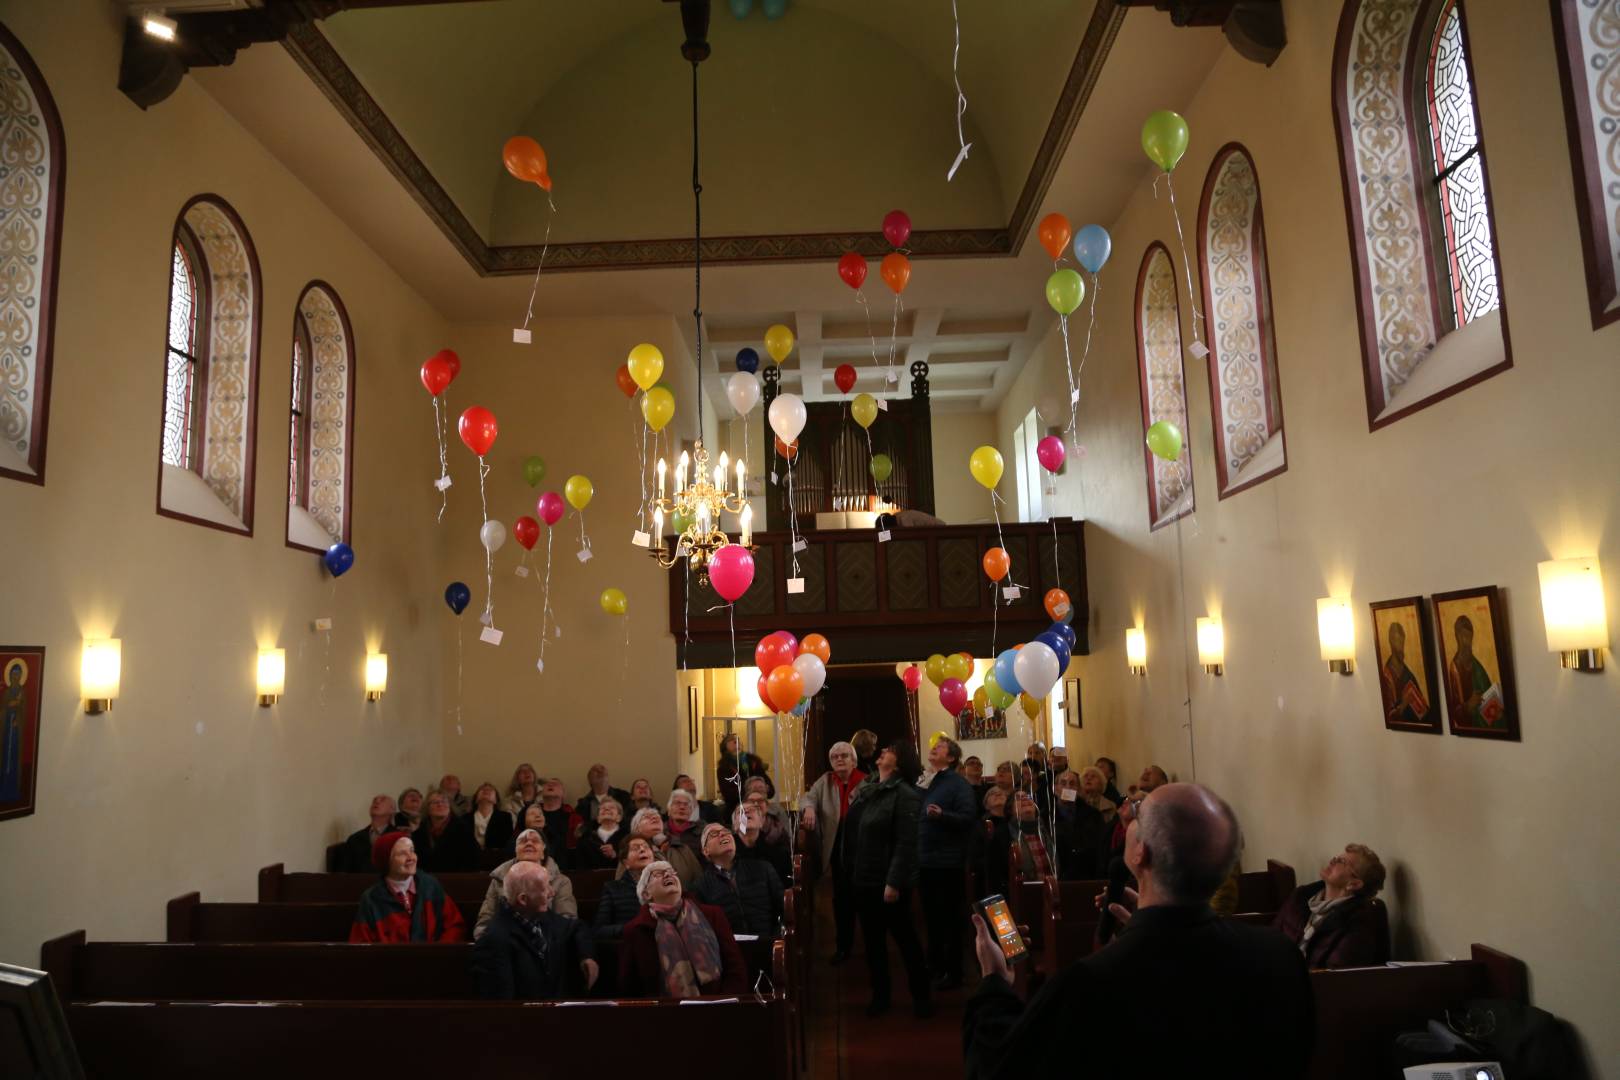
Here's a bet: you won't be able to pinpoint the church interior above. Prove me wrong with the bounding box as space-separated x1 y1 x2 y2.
0 0 1616 1076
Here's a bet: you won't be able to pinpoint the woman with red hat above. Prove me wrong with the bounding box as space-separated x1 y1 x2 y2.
349 831 468 943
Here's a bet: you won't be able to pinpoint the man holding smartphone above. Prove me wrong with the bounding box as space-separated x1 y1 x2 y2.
962 783 1314 1079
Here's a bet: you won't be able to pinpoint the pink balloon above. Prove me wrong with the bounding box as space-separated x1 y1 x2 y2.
902 664 922 691
938 677 967 715
708 544 756 603
1036 435 1067 473
770 630 798 657
882 209 911 249
537 491 565 526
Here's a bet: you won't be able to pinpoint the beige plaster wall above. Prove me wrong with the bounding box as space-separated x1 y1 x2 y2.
0 0 449 965
997 2 1620 1071
930 411 1000 524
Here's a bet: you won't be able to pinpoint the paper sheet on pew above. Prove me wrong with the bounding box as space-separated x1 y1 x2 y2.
1386 961 1450 967
734 934 760 942
680 997 741 1005
555 1000 619 1006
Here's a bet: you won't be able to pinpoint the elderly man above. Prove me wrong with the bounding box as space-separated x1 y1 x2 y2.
431 774 471 817
471 861 598 1000
964 784 1313 1078
800 741 866 961
575 764 632 829
339 793 396 872
693 822 784 937
349 832 467 943
1274 844 1390 968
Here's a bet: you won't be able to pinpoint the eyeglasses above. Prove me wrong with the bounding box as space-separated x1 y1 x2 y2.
647 870 678 884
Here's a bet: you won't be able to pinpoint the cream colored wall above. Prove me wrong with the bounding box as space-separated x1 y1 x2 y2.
929 411 999 523
1000 2 1620 1071
0 0 448 966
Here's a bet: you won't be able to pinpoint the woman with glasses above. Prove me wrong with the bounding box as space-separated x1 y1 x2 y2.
617 860 748 998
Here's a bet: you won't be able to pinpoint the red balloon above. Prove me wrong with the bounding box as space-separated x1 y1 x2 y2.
757 671 777 712
837 252 868 291
513 516 540 551
458 406 498 456
774 436 798 461
755 633 795 675
436 349 461 381
615 364 637 398
882 209 911 249
420 356 452 397
834 364 857 395
771 630 799 656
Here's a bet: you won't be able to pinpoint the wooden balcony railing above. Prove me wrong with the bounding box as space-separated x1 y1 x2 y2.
666 518 1087 666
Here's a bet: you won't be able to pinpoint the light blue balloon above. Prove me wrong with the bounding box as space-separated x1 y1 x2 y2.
791 697 810 717
1073 224 1112 274
728 0 753 17
993 648 1023 696
762 0 788 18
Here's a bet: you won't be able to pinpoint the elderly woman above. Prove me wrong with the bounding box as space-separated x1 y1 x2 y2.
973 786 1013 898
339 794 396 872
393 787 424 831
664 788 706 854
350 832 467 943
474 827 577 939
412 791 474 873
503 763 542 817
1051 767 1114 881
451 781 514 861
577 797 629 870
742 776 790 834
799 741 865 961
629 806 701 887
693 822 784 937
618 861 748 998
594 834 659 942
845 741 930 1018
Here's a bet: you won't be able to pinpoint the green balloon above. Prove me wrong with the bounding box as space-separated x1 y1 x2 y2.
1141 109 1189 172
869 453 893 484
522 455 546 487
983 671 1015 710
1045 268 1085 316
1145 420 1184 462
671 508 695 535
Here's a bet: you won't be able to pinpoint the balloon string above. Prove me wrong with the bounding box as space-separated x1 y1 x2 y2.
579 509 590 553
520 214 553 334
433 396 449 523
947 0 972 181
1058 315 1078 441
637 409 649 530
478 455 495 628
455 623 464 736
1174 511 1198 781
538 528 553 670
786 454 801 578
887 293 902 385
1078 272 1101 383
1159 174 1205 343
856 291 881 371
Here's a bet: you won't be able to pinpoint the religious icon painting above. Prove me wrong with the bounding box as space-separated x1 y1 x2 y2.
956 705 1006 743
1369 597 1442 735
1432 586 1521 742
0 645 45 821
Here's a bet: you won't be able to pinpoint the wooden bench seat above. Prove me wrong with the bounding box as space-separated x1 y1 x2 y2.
256 864 614 914
166 894 482 943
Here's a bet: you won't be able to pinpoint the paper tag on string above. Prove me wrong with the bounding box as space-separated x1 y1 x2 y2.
313 618 333 632
877 530 892 543
791 538 807 553
576 547 593 563
1060 787 1077 803
676 543 692 558
514 565 530 579
534 657 545 674
479 627 504 646
1188 341 1210 359
512 328 532 344
947 141 973 181
877 399 889 411
631 530 650 548
1070 389 1080 404
1003 586 1022 601
769 471 778 485
554 625 563 639
479 611 492 626
434 475 452 492
787 578 805 594
886 369 899 385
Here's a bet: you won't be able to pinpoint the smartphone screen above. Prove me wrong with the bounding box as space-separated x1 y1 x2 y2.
979 895 1028 964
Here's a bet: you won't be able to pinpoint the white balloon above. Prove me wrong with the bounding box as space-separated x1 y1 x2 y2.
1037 391 1069 425
726 372 761 417
480 519 507 554
792 653 826 697
1013 641 1061 699
767 393 807 445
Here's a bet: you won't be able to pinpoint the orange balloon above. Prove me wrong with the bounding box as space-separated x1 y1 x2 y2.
766 664 804 713
982 547 1010 582
615 364 637 399
957 651 973 663
1037 212 1072 262
880 252 911 295
800 633 831 664
775 436 799 461
1044 588 1072 621
502 136 548 186
537 171 553 192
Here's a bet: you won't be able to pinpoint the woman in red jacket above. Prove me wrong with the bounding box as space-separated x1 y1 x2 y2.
618 860 748 998
349 831 468 943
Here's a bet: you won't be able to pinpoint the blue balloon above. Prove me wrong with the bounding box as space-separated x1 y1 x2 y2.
728 0 753 16
762 0 788 17
323 542 354 578
993 648 1023 696
444 581 471 615
791 696 810 717
1072 224 1112 274
1035 630 1069 659
1045 621 1077 655
735 347 759 374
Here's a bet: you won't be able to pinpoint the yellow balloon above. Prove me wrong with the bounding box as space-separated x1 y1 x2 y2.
564 474 593 511
924 653 947 686
1020 692 1042 719
972 687 989 717
969 445 1004 490
764 324 795 364
942 652 971 682
928 729 949 749
627 344 664 391
851 393 878 430
640 386 675 432
599 587 627 616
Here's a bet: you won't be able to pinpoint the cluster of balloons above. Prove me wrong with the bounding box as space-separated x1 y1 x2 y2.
915 650 976 715
1037 213 1114 317
755 631 831 716
502 135 552 193
879 209 911 296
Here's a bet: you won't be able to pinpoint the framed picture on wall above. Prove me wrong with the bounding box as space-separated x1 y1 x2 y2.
1368 597 1442 735
0 646 44 822
1062 676 1082 729
1432 586 1520 742
687 686 700 755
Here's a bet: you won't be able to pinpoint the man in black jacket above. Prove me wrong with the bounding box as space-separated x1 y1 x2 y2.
338 794 396 872
472 862 599 1000
693 822 783 937
963 783 1314 1079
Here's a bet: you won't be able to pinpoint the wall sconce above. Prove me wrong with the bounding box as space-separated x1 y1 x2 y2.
1316 597 1355 675
1538 557 1607 672
365 653 389 701
1196 617 1224 676
1125 627 1147 676
81 638 121 714
256 648 285 707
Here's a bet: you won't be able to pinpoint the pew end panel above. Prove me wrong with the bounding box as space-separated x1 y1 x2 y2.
1471 942 1527 1002
256 864 284 903
324 843 345 873
38 930 84 1003
165 894 201 943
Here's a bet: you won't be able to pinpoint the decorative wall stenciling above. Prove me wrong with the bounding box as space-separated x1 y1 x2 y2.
1551 0 1620 328
1133 243 1193 530
1198 145 1286 498
0 25 64 485
292 283 354 545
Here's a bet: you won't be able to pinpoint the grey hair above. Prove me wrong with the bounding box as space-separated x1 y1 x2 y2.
1135 785 1241 905
666 789 696 810
700 822 731 849
1079 765 1107 788
636 860 676 904
503 860 550 906
629 808 663 836
828 741 856 763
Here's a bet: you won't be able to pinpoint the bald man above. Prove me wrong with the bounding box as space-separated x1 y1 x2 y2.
963 784 1313 1079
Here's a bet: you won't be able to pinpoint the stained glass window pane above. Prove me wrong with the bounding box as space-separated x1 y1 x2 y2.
289 337 304 507
162 243 197 469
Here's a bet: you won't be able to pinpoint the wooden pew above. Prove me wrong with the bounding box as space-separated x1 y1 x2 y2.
255 864 614 922
1234 859 1296 914
1038 877 1107 978
166 893 480 943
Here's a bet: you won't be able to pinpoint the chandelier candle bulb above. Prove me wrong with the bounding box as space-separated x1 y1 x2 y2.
657 458 666 497
741 504 753 546
736 460 745 498
677 451 689 493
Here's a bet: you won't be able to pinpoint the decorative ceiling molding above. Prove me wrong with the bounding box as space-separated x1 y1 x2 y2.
283 1 1127 275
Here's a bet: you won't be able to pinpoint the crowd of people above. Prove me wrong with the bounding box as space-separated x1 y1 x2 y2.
336 728 1391 1033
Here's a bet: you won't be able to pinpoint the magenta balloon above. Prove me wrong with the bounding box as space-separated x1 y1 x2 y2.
1036 435 1067 473
882 208 911 249
537 491 565 526
902 664 922 690
938 677 968 715
708 544 756 603
770 630 798 658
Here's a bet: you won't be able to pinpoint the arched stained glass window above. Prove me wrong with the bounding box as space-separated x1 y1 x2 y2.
1134 243 1194 529
286 282 356 552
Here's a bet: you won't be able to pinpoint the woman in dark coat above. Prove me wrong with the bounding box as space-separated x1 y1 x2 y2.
715 732 772 813
592 835 658 943
846 740 931 1018
1273 845 1390 969
618 861 748 998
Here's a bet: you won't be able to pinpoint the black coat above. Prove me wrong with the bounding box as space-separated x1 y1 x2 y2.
471 904 596 1000
845 774 921 891
575 788 633 829
449 809 514 859
693 858 784 938
412 818 475 873
963 904 1314 1079
1053 801 1110 881
339 826 384 873
591 875 643 942
1272 882 1390 969
717 752 773 811
576 826 630 870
